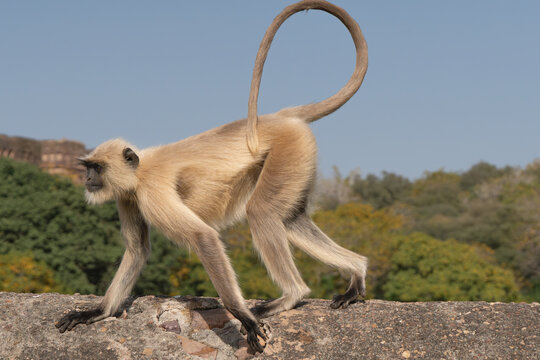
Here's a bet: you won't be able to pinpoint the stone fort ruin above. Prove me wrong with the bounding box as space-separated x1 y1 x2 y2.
0 134 88 183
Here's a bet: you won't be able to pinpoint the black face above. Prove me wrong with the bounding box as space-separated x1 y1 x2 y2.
79 160 104 192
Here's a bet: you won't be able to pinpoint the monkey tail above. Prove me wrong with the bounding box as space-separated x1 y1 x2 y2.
247 0 368 155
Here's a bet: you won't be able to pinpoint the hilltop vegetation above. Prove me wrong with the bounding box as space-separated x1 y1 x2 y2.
1 157 538 301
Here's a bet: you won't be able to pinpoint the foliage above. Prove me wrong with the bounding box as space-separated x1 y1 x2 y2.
1 156 537 302
133 231 185 296
0 157 184 296
0 158 123 294
308 203 403 298
314 166 357 210
169 250 218 297
0 252 61 293
459 161 512 191
350 171 412 209
408 170 462 219
383 233 520 301
332 161 540 301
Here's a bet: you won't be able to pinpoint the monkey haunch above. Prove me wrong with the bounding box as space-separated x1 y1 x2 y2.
56 0 368 354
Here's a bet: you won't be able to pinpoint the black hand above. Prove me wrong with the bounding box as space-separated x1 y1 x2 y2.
56 308 103 333
243 318 267 354
330 287 359 309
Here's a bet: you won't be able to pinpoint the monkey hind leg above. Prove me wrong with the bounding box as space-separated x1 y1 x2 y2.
285 213 367 308
246 125 317 318
247 211 311 319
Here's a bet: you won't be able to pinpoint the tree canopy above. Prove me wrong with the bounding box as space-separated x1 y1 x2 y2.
0 157 535 302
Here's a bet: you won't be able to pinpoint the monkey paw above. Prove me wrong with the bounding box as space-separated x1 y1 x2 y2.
330 288 360 309
56 308 106 333
242 318 267 354
251 297 291 319
251 303 273 319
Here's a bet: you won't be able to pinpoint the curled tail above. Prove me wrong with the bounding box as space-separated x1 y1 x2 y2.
247 0 368 155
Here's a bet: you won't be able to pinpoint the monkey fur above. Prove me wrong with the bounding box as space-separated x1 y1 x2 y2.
56 0 368 353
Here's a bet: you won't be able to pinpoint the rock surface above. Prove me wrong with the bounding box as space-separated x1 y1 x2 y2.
0 292 538 359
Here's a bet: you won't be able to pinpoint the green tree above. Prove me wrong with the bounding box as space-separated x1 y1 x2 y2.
409 170 462 217
460 161 511 191
0 252 62 293
383 233 520 301
314 167 356 210
0 157 184 296
0 158 123 294
3 155 537 302
523 160 540 182
351 171 412 209
306 203 404 298
133 231 185 296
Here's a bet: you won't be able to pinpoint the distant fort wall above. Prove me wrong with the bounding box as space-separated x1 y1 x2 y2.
0 134 88 183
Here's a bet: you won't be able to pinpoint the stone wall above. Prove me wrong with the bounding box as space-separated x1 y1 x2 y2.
40 139 87 182
0 134 42 165
0 134 88 183
0 293 538 360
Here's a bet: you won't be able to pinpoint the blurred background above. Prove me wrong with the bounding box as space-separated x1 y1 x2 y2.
1 1 538 302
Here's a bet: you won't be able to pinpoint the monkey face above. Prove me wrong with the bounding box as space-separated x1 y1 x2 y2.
78 138 140 204
81 162 104 193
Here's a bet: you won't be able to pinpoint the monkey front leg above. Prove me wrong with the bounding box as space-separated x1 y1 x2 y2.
57 199 150 333
56 247 149 332
141 191 267 353
191 229 267 353
56 252 129 331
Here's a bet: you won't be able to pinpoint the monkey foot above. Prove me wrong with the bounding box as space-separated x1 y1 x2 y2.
251 297 294 319
330 288 360 309
241 318 267 354
56 308 105 333
251 301 277 319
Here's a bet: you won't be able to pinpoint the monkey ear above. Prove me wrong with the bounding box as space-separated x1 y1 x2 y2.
123 148 139 168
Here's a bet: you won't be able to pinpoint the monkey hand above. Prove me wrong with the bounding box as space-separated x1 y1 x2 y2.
330 287 361 309
242 318 267 354
56 308 109 333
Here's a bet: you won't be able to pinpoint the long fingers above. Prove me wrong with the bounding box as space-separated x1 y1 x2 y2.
56 308 105 333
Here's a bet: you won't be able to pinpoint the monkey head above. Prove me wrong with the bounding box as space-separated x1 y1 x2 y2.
79 138 140 204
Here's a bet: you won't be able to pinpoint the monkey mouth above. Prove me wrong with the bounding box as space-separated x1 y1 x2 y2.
86 184 103 192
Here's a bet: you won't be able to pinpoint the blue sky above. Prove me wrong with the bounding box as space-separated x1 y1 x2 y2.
1 1 539 179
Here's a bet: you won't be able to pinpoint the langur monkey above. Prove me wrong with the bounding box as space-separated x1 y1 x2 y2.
56 0 368 353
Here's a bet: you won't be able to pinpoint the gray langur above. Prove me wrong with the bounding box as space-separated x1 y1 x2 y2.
56 0 368 353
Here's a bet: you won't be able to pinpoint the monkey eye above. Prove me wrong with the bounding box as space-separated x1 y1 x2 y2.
95 164 103 173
